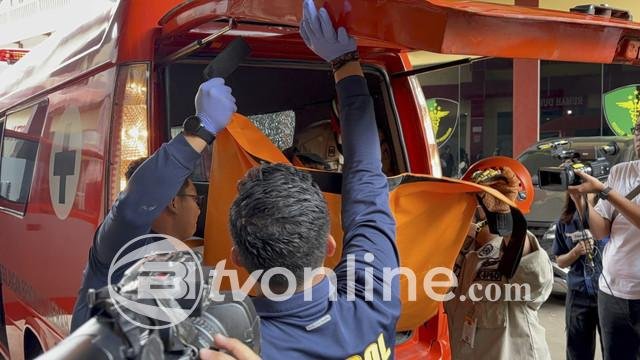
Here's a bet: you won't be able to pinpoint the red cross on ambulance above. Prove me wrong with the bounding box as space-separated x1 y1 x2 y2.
48 106 83 220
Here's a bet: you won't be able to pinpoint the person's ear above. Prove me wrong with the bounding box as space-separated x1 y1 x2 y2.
326 234 336 257
231 247 244 268
166 196 180 214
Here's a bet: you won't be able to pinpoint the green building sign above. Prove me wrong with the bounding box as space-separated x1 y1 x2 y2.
426 98 459 147
603 84 640 136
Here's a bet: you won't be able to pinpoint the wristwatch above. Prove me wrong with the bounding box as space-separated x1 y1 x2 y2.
598 186 612 201
183 115 215 145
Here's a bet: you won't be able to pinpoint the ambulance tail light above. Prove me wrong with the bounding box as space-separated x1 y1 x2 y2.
109 63 150 205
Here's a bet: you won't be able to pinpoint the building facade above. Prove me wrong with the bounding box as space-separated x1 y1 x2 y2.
417 59 640 177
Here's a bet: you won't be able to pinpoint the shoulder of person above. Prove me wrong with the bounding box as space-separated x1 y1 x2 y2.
610 159 640 174
606 160 640 187
552 220 565 236
525 231 545 254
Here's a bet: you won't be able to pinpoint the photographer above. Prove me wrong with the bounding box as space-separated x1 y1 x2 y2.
553 192 604 360
568 123 640 360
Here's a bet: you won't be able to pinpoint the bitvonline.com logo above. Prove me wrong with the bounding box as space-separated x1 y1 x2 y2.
107 234 204 329
108 234 533 329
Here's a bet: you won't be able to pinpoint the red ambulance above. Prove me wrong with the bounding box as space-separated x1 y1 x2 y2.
0 0 638 359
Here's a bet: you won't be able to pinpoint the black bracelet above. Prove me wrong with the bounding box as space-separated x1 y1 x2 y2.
331 50 360 72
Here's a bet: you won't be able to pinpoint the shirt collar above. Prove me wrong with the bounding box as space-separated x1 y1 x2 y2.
251 277 332 317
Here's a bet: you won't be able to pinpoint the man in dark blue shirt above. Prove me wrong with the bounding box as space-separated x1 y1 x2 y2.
70 77 237 331
226 1 400 358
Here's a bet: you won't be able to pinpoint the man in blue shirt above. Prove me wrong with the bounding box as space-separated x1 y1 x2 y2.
70 77 237 331
226 1 400 358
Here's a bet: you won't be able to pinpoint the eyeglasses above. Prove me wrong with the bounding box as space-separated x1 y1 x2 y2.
177 193 205 207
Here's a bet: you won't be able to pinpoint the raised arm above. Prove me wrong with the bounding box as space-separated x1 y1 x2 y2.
300 0 398 295
567 168 640 240
93 78 236 264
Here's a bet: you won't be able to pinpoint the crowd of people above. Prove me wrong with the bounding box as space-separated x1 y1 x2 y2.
45 1 640 359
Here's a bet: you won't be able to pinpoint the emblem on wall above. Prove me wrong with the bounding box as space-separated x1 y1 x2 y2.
426 98 459 147
603 84 640 136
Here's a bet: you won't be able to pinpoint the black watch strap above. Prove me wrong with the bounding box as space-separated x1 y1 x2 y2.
598 186 612 201
183 115 215 144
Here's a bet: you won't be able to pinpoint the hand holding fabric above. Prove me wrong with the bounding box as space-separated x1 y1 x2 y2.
195 77 237 134
300 0 356 62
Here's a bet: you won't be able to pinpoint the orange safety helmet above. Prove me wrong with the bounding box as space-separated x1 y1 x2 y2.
462 156 534 214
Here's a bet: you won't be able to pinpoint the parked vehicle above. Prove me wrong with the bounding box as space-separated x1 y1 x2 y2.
518 136 637 294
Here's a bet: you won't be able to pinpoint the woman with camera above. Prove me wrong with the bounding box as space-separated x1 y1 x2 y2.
553 192 605 360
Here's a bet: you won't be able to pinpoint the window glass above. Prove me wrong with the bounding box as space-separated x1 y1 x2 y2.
418 66 460 177
540 62 601 138
0 102 47 215
247 110 295 150
518 150 563 177
418 58 513 177
169 110 296 183
167 63 400 180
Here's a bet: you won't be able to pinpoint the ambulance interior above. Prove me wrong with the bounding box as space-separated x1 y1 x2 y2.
163 59 407 238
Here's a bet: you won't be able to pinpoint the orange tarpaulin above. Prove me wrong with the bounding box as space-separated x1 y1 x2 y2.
204 114 522 331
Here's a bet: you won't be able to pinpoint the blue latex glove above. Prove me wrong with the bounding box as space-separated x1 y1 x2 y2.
195 77 237 134
300 0 356 62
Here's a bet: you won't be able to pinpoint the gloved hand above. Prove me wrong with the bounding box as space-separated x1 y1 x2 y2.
195 77 237 134
300 0 356 62
474 167 521 213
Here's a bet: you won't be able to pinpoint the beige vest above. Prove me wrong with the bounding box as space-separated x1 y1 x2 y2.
445 232 553 360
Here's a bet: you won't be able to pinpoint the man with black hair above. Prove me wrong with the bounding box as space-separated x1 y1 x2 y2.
70 77 237 331
226 1 400 358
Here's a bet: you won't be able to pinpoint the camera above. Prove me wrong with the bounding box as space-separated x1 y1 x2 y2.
537 140 618 191
38 251 260 360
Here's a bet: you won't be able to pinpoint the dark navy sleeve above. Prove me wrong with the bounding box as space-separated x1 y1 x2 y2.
71 133 202 331
93 133 201 264
333 75 399 301
552 220 570 257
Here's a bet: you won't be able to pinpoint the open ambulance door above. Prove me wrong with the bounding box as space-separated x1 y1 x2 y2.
157 1 640 359
158 0 640 64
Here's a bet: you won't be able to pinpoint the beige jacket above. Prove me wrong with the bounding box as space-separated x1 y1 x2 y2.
445 232 553 360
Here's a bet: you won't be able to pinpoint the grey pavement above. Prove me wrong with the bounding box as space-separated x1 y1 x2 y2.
539 294 603 360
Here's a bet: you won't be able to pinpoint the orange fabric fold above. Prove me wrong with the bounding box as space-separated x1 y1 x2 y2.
204 114 521 331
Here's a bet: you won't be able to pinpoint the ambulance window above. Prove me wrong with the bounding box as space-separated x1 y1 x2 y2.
247 111 295 150
0 101 47 216
165 61 403 180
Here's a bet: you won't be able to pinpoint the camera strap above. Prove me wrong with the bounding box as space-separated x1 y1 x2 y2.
611 182 640 222
498 206 527 279
476 196 527 279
